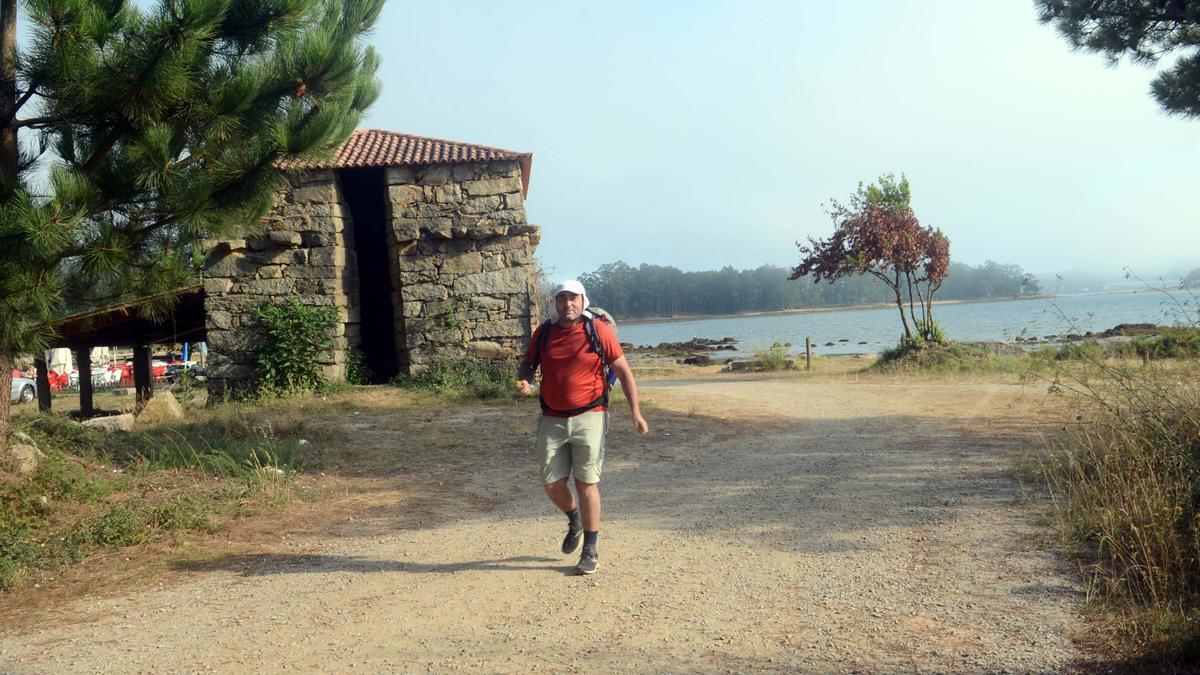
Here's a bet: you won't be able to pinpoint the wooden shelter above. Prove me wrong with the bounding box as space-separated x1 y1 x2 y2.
38 286 205 417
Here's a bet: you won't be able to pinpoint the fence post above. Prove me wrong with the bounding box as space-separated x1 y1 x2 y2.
805 337 813 370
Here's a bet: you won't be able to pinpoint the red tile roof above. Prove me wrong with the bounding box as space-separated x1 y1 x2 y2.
285 129 533 196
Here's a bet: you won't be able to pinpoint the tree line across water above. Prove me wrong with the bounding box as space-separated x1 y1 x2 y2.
579 260 1040 320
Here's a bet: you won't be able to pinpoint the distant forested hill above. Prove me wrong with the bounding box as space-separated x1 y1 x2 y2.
577 260 1039 319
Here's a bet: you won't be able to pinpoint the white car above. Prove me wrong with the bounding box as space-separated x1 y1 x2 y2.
10 376 36 403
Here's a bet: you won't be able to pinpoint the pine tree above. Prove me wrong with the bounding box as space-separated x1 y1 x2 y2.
0 0 383 448
1037 0 1200 117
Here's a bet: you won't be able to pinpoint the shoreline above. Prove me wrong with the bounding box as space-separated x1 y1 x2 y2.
618 289 1154 326
620 294 1048 326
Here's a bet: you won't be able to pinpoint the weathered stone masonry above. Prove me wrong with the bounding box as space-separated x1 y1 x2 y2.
202 170 361 399
386 160 540 370
202 137 540 399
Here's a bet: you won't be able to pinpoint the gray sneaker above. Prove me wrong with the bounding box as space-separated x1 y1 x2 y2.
574 546 599 575
562 526 582 555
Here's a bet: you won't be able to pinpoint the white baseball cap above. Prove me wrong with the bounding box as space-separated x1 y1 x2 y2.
547 280 589 322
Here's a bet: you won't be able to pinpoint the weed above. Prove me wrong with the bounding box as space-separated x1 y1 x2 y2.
750 345 794 371
344 347 372 386
391 357 517 400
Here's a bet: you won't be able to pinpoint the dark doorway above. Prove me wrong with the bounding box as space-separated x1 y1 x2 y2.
340 168 398 383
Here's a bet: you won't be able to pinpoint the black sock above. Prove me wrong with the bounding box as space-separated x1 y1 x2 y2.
583 530 599 549
566 508 581 531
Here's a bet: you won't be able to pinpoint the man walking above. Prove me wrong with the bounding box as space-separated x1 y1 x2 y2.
517 280 649 575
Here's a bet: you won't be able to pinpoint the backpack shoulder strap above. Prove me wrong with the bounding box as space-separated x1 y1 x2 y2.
531 320 553 368
581 314 606 362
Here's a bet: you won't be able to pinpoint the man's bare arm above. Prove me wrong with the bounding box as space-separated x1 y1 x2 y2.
517 358 536 383
516 358 537 396
610 355 648 434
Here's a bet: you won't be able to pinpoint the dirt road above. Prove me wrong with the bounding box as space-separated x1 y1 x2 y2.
0 376 1082 673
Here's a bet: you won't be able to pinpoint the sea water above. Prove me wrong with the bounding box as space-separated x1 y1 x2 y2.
618 290 1198 356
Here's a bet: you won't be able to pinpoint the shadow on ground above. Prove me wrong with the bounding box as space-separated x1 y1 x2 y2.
174 553 569 576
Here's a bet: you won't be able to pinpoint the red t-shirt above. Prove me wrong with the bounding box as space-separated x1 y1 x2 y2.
525 318 624 417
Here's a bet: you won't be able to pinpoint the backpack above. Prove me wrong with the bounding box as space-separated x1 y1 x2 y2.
530 307 618 416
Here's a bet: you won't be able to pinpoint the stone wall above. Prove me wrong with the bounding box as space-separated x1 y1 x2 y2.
386 160 540 370
202 159 541 397
202 170 360 399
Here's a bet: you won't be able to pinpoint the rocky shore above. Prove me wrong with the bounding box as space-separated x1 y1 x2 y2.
626 323 1186 367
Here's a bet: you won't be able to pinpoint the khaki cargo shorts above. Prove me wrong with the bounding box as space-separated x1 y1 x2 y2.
537 411 608 485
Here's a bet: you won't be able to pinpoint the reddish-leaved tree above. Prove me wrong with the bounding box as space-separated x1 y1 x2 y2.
791 174 950 342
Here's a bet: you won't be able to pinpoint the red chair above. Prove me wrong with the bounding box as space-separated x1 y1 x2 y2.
48 370 67 393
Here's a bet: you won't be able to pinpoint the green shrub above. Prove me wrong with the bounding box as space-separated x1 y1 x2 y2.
251 299 339 394
1055 340 1106 362
345 347 372 385
80 505 147 547
874 339 1036 375
1144 327 1200 360
878 339 976 368
151 494 217 533
751 345 793 371
915 318 947 344
170 369 204 407
1054 329 1200 362
391 357 516 399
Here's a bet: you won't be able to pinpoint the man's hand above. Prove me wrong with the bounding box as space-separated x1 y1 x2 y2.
516 379 536 397
610 355 648 434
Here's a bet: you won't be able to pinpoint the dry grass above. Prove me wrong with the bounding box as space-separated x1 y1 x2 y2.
1023 358 1200 668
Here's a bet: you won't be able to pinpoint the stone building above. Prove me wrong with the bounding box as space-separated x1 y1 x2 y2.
201 129 540 399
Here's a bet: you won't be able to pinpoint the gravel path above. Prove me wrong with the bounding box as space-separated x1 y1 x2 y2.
0 378 1082 673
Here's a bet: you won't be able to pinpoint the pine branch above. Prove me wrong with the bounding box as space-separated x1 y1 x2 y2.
15 116 57 128
80 123 128 176
0 82 40 126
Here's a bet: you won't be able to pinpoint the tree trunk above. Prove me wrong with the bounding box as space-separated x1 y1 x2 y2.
0 0 17 451
0 350 11 451
892 271 911 339
1 0 17 182
905 272 921 335
924 285 939 341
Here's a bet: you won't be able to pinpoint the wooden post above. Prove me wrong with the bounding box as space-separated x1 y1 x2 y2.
805 337 813 371
74 347 93 419
133 345 153 410
34 356 51 412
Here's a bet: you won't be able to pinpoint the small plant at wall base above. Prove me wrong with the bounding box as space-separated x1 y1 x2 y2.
345 347 372 386
252 300 339 393
391 357 516 400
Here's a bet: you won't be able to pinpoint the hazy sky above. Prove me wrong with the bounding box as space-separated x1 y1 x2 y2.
362 1 1198 282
